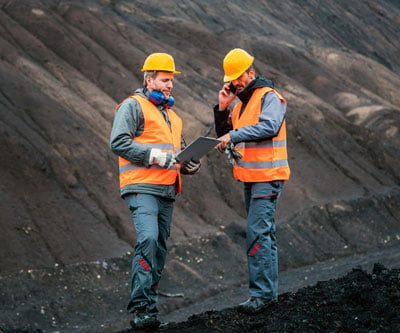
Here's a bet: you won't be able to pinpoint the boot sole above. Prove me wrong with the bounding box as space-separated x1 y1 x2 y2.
237 300 275 315
130 318 160 330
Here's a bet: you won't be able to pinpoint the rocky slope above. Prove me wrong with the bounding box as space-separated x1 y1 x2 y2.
1 0 399 272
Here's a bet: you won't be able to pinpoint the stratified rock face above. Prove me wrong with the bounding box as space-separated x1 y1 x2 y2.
1 0 400 273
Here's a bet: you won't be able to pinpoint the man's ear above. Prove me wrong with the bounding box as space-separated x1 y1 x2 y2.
248 68 256 80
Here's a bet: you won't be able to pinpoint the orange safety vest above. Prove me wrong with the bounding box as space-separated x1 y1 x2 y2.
115 95 182 193
231 87 290 182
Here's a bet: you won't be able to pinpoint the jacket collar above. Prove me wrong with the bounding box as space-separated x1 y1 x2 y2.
237 76 274 105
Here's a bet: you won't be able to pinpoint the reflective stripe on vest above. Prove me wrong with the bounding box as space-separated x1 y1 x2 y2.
115 94 183 193
231 87 290 182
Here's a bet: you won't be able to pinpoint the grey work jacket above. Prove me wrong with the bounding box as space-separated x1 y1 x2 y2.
110 88 184 200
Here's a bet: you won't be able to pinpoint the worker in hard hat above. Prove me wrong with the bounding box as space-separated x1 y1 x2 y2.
110 53 200 329
213 48 290 314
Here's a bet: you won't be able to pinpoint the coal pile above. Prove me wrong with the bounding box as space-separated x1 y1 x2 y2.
118 263 399 332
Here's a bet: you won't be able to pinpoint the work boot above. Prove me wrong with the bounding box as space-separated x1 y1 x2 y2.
130 308 160 330
159 321 177 330
237 296 275 314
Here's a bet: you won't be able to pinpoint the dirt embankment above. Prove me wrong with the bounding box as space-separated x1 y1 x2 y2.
1 0 400 273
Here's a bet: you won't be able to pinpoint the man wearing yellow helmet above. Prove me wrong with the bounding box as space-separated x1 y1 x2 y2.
213 48 290 314
110 53 200 329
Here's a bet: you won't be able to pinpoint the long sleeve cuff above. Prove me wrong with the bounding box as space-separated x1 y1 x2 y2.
213 104 230 122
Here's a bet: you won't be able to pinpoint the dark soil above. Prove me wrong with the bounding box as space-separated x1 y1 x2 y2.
112 263 400 333
1 247 399 333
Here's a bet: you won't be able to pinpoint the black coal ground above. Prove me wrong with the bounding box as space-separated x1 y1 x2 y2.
118 263 400 333
1 263 399 333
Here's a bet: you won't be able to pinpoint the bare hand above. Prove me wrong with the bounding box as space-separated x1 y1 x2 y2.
218 83 236 110
215 133 231 152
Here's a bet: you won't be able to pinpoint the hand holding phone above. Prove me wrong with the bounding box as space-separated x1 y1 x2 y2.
229 82 237 94
219 82 237 110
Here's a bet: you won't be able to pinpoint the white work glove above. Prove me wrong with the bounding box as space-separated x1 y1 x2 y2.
183 159 201 175
149 148 176 169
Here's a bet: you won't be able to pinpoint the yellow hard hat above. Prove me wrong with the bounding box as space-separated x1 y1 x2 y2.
223 48 254 82
141 53 181 74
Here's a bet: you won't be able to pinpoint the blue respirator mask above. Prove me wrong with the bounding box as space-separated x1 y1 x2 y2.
148 90 174 108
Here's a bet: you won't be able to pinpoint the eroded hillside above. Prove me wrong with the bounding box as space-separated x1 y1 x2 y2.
1 0 399 273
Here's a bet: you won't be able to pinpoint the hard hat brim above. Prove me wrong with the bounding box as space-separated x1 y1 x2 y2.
223 73 241 82
141 69 181 74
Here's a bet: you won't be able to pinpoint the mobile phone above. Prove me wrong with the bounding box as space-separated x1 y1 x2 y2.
229 82 237 94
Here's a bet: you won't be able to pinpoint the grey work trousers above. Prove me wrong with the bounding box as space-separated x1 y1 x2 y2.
244 180 284 300
124 193 174 313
